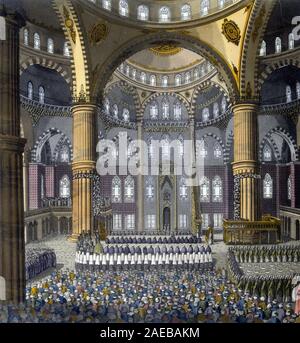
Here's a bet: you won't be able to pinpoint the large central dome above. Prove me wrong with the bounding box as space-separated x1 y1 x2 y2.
128 47 203 72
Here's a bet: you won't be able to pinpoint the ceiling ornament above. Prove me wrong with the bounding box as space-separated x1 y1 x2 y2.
63 6 76 44
150 44 182 57
89 23 109 46
221 19 241 46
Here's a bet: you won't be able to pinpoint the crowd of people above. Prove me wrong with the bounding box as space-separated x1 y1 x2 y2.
25 248 56 281
231 245 300 263
106 235 202 244
75 231 211 271
227 249 300 303
0 269 299 323
75 244 213 271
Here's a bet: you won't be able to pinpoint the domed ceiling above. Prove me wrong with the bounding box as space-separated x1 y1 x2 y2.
128 47 204 72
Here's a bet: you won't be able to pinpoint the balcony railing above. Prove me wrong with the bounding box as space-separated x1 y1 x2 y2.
223 215 281 245
41 197 72 208
20 95 71 126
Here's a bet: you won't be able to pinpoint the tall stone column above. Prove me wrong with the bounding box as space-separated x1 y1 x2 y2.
232 103 261 221
71 104 96 241
189 117 201 235
137 118 144 232
0 11 26 302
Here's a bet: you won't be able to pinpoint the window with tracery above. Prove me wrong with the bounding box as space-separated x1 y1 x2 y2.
112 176 121 203
124 176 134 202
119 0 129 16
47 38 54 53
137 5 149 21
263 173 273 199
174 102 182 120
27 81 33 100
159 6 171 22
181 4 192 20
34 33 40 50
60 175 70 198
150 102 158 120
200 177 210 202
39 86 45 104
213 142 222 159
212 176 222 202
162 99 170 119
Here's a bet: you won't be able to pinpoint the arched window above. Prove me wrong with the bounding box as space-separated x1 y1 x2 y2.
173 102 182 120
112 176 121 203
213 102 219 118
146 177 154 200
150 102 158 119
162 75 168 87
181 4 191 20
175 74 182 86
260 40 266 56
162 135 170 159
296 82 300 100
38 86 45 104
218 0 225 8
119 0 129 16
263 145 272 161
263 174 273 199
200 177 210 202
162 99 169 119
159 6 171 22
27 81 33 100
113 104 118 118
221 96 227 113
212 176 222 202
119 63 124 72
24 28 29 46
34 33 40 50
63 42 70 57
289 33 295 50
137 5 149 21
200 0 210 16
194 68 199 79
122 108 130 122
287 175 291 200
286 85 292 103
47 38 54 53
104 98 110 114
179 177 188 200
132 69 137 80
126 65 130 75
150 75 156 86
202 108 210 122
124 176 134 202
275 37 282 54
140 72 146 83
60 175 70 198
185 72 191 84
60 145 70 163
213 142 222 159
197 139 208 159
102 0 111 11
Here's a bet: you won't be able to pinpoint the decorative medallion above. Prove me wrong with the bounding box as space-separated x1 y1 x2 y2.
150 44 182 57
89 23 109 45
222 19 241 46
63 6 76 44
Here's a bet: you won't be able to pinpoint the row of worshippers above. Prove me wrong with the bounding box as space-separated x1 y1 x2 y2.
25 248 56 281
1 269 299 323
227 250 298 303
109 230 195 236
75 244 213 270
230 245 300 264
106 235 202 245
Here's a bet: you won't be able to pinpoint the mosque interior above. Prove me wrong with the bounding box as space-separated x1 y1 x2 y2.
0 0 300 323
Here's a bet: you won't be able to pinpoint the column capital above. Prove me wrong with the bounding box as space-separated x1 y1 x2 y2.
71 103 97 115
232 102 259 113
